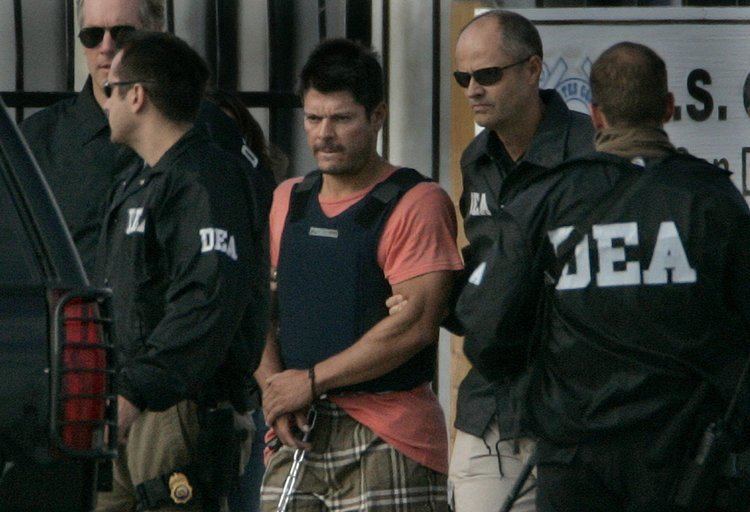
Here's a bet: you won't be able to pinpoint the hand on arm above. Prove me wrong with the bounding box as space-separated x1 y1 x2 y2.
386 294 408 315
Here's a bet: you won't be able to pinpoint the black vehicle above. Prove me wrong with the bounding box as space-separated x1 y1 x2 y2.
0 99 116 511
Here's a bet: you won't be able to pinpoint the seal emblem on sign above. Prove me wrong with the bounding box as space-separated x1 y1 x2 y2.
540 57 593 113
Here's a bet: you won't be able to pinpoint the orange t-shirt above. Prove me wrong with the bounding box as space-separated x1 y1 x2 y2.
268 168 463 474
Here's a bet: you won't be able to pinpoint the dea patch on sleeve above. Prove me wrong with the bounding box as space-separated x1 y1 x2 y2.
199 228 238 260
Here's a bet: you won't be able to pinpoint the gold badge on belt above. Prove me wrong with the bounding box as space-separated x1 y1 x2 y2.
169 472 193 504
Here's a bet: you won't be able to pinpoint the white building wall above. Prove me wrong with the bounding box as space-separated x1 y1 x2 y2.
0 2 15 93
237 0 270 139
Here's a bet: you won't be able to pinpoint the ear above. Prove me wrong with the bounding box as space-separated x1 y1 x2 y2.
662 92 675 124
589 103 609 131
129 84 147 114
370 102 387 131
527 55 543 85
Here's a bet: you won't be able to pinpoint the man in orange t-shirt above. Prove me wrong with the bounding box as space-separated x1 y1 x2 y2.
256 38 463 512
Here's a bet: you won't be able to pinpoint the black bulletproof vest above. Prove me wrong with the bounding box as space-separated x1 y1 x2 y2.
277 168 437 393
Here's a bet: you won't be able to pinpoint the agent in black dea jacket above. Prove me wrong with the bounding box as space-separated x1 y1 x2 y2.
459 149 750 508
96 127 269 413
454 89 594 441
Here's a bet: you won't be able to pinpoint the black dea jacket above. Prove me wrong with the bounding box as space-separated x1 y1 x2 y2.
454 89 595 438
96 128 269 412
21 78 274 276
458 151 750 461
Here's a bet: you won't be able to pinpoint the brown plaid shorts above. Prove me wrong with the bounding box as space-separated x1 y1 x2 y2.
260 400 448 511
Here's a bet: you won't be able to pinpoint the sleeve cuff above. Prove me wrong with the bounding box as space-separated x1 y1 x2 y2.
117 369 148 411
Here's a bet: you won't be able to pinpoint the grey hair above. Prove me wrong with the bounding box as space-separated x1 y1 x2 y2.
77 0 165 31
461 9 543 61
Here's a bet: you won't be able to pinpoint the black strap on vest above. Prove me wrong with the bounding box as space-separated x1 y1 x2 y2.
288 168 428 227
356 169 427 228
288 171 321 223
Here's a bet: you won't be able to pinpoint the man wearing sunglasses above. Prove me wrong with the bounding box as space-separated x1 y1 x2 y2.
20 0 272 278
19 0 162 276
96 30 267 512
449 10 594 512
20 2 272 510
459 41 750 512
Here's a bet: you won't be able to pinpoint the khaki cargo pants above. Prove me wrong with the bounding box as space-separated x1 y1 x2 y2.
95 400 201 512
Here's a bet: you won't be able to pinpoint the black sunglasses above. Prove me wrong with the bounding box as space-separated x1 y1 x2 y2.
453 57 531 88
103 80 153 98
78 25 136 49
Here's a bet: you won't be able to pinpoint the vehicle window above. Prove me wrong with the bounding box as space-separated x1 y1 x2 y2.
0 169 43 285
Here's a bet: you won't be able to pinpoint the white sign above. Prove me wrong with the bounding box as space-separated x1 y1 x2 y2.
479 8 750 199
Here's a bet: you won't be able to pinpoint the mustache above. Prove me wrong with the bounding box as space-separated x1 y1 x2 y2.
314 144 344 153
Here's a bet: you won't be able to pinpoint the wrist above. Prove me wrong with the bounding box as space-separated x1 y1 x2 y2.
309 365 319 401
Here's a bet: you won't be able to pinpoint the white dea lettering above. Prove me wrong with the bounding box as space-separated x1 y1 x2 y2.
643 221 697 284
547 221 696 290
125 207 145 234
469 192 492 216
199 228 238 260
547 226 591 289
594 222 641 287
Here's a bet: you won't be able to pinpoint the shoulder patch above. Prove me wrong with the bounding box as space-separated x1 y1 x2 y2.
200 227 238 260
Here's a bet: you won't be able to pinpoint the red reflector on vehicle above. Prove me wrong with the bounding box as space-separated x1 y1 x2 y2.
60 298 107 451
